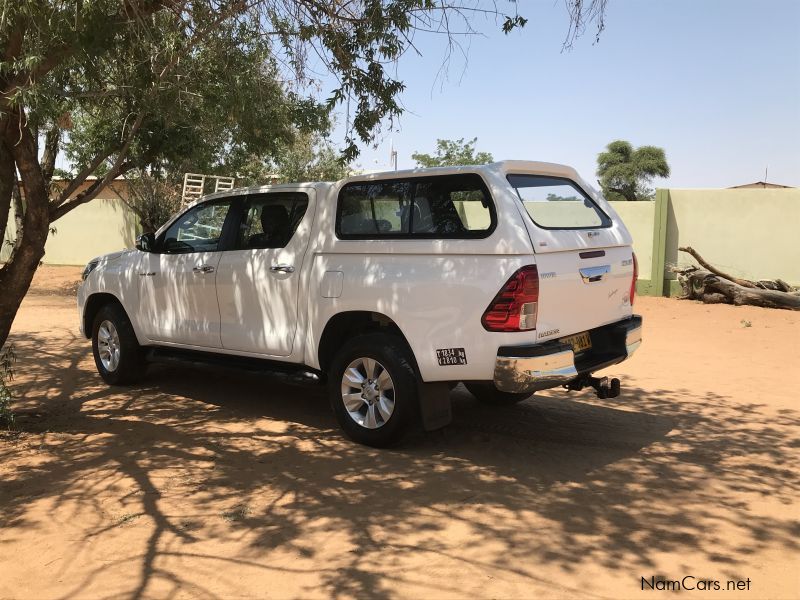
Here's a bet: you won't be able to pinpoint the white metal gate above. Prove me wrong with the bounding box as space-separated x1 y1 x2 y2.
181 173 235 206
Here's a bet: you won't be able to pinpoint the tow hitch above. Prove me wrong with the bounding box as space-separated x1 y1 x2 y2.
564 374 621 399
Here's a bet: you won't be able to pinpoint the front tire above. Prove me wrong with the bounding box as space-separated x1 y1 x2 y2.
91 303 146 385
465 383 531 406
327 333 419 447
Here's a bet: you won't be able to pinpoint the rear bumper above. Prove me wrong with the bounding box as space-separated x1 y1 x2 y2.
493 315 642 394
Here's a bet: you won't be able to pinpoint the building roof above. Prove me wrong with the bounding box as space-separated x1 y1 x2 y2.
729 181 794 189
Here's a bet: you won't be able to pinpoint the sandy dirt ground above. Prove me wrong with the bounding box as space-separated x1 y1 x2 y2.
1 265 798 599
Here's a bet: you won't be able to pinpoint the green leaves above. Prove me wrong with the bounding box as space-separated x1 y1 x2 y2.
57 6 321 177
502 15 528 34
412 137 494 167
267 130 350 185
0 1 575 180
597 140 670 201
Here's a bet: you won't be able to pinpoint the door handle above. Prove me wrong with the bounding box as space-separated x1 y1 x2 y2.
270 264 295 274
579 265 610 283
192 264 215 274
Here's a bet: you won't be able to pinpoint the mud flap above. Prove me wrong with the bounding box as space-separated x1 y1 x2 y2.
418 382 452 431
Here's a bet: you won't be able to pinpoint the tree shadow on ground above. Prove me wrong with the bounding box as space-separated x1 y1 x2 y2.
1 331 798 599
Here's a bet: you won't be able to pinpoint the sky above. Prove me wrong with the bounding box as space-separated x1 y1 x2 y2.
329 0 800 189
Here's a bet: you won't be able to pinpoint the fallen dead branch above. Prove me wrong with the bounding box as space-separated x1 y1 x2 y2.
673 247 800 311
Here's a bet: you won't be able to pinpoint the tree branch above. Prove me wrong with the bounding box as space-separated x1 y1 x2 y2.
10 185 24 254
40 125 61 186
3 25 24 62
54 151 114 208
678 246 756 288
0 138 14 245
51 114 144 221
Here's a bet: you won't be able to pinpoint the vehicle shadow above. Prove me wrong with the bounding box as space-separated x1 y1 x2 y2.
2 331 798 599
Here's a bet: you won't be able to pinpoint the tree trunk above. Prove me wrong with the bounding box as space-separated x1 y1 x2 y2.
10 184 23 254
0 139 13 245
0 111 52 349
40 125 60 185
0 108 142 349
674 247 799 311
677 267 800 311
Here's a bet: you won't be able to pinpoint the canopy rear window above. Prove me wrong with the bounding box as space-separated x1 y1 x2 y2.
507 174 611 230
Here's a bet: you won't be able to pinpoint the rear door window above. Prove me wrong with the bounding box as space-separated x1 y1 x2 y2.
338 181 410 236
236 192 309 249
410 175 493 235
336 174 495 239
507 174 610 229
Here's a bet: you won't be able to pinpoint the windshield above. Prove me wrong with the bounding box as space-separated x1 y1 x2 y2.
507 174 611 230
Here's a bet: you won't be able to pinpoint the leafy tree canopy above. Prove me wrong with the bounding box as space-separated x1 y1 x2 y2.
231 130 351 187
124 130 348 233
596 140 670 201
0 0 610 350
122 169 184 235
546 192 580 202
411 137 494 167
270 132 351 185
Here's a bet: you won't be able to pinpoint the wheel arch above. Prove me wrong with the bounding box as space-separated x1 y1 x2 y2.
82 292 126 339
317 311 417 374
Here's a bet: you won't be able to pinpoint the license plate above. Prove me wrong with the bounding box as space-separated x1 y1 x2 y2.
560 331 592 353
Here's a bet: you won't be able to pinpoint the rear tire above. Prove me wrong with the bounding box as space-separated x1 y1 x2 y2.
465 383 531 406
327 333 419 447
91 303 146 385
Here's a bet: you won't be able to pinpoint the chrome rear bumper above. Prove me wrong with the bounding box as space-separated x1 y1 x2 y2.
494 315 642 394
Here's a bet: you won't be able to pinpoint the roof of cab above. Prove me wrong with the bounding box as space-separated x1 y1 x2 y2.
199 160 582 203
341 160 580 184
201 180 332 203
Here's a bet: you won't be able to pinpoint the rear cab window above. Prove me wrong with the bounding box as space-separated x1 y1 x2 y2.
507 174 611 230
336 173 496 239
237 192 309 249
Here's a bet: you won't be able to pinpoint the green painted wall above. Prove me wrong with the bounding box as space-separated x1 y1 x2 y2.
4 187 799 292
608 199 656 281
611 187 800 296
665 188 800 287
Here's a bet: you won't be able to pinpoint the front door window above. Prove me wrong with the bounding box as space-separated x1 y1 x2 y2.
162 200 233 253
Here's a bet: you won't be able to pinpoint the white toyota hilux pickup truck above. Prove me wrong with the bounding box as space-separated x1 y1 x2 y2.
78 161 642 446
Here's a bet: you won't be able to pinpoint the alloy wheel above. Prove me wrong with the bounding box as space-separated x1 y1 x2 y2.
340 357 396 429
97 320 121 372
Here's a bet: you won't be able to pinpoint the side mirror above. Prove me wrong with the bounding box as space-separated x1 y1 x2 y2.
136 232 156 252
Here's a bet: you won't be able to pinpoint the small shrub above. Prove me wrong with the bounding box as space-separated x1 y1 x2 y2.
740 319 752 328
222 505 251 523
0 345 16 428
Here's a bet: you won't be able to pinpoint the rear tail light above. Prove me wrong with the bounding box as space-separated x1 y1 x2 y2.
630 252 638 306
481 265 539 331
